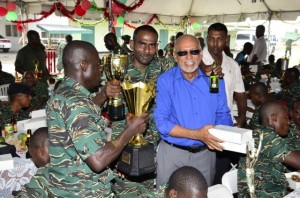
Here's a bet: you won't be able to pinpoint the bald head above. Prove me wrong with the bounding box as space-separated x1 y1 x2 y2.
259 100 289 136
63 41 97 76
62 41 101 89
167 166 208 197
174 35 200 52
249 82 268 97
259 100 280 125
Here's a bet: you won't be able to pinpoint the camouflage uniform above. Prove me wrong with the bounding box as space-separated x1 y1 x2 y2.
30 81 49 110
287 121 300 151
0 105 30 131
0 71 15 86
56 41 67 72
248 106 260 130
238 125 292 198
17 166 51 197
110 56 173 197
164 43 174 57
278 82 300 108
45 77 115 197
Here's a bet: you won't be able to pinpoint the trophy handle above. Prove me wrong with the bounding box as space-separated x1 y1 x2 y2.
129 134 147 148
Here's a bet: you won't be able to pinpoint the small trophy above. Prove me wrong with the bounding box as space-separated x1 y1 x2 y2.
33 60 42 79
102 53 128 121
117 79 156 176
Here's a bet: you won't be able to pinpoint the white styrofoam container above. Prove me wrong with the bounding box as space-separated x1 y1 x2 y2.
285 172 300 190
208 125 252 144
219 139 254 154
0 154 14 171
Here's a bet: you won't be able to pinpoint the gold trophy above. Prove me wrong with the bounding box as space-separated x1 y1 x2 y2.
33 60 42 79
117 79 156 176
102 53 128 121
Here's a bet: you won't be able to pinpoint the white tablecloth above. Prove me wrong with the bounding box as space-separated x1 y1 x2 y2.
0 158 37 198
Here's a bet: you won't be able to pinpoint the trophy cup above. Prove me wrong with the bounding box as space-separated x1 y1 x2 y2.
33 60 42 79
117 79 156 176
102 53 128 121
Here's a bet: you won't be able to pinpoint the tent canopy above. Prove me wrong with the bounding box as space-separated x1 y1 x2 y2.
37 24 93 34
19 0 300 23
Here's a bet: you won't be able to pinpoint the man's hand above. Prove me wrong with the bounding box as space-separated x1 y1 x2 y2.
234 115 246 128
104 79 122 98
197 125 224 151
125 113 149 137
200 61 224 77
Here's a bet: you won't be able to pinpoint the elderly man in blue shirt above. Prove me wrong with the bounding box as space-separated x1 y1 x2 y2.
154 35 233 187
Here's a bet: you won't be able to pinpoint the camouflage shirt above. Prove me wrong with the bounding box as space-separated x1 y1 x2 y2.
30 81 49 110
248 106 260 130
287 121 300 151
238 125 292 198
278 81 300 108
0 71 15 86
18 166 51 198
0 105 30 130
45 77 115 197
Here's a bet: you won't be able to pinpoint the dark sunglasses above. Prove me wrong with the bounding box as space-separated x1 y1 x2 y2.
176 49 201 56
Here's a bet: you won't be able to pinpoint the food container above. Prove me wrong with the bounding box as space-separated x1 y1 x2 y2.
285 172 300 189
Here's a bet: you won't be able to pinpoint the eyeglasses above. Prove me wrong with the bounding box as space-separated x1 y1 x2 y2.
176 49 201 57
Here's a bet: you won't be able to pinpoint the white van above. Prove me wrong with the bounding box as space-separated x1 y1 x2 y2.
234 31 256 51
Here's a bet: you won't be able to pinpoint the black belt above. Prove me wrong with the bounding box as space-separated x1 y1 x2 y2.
164 140 207 153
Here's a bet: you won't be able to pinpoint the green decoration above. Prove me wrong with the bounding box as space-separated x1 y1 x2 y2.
117 16 124 24
6 11 17 21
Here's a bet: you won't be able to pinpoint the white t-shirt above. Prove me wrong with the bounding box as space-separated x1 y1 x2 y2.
247 36 267 63
202 48 245 112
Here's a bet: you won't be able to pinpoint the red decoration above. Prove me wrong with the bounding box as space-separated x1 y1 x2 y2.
6 2 16 11
75 5 86 16
189 17 195 24
113 17 117 26
112 3 123 15
11 2 79 24
124 14 157 29
81 0 91 10
0 7 8 16
103 10 109 18
16 23 23 32
112 0 144 12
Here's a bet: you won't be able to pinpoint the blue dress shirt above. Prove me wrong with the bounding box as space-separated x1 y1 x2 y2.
154 66 233 147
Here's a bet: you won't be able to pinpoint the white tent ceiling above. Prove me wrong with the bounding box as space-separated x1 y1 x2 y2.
1 0 300 23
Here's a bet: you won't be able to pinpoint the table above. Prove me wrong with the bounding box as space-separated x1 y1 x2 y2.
0 157 37 197
284 188 300 198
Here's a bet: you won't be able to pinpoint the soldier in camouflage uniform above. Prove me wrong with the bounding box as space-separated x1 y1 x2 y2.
32 41 148 197
288 99 300 151
17 127 50 197
248 82 269 129
164 35 175 57
0 60 15 86
238 100 300 197
277 67 300 108
22 71 49 111
110 25 174 197
0 83 33 130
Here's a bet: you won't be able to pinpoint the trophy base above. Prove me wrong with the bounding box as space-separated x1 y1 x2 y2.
108 104 125 121
117 143 156 177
